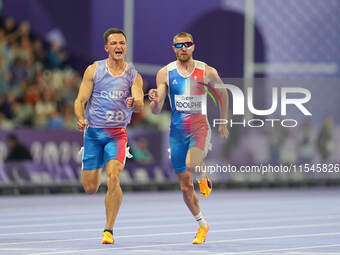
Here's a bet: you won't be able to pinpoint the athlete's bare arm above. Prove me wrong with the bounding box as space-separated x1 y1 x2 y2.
74 63 96 131
126 73 144 112
149 66 168 114
206 65 229 139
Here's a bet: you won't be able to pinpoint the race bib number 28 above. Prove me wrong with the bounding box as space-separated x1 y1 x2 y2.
105 110 125 122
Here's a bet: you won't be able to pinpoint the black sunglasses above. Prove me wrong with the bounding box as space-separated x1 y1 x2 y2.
173 41 194 49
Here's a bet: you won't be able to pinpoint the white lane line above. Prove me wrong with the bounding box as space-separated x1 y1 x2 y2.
1 214 339 229
0 205 198 219
0 210 181 221
0 209 254 222
0 210 234 226
26 232 340 255
281 253 340 255
0 221 339 240
1 197 338 219
0 248 58 251
214 243 340 254
0 237 99 247
1 208 339 224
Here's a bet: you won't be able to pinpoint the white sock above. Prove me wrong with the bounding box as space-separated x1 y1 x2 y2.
194 212 208 227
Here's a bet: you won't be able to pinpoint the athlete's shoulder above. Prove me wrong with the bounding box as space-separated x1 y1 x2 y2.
204 64 221 84
156 65 168 85
126 61 136 70
124 62 138 85
194 60 207 69
92 59 107 70
125 62 137 75
166 61 177 72
83 62 97 79
89 59 109 82
88 60 99 69
88 59 107 73
205 64 219 75
156 64 168 76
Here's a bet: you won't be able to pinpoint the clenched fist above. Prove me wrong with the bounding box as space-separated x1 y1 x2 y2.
126 97 135 109
148 89 159 102
77 119 88 132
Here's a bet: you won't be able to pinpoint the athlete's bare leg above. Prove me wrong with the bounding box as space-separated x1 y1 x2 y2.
186 146 212 198
177 171 200 216
183 146 210 244
104 159 123 229
186 147 206 177
81 169 102 194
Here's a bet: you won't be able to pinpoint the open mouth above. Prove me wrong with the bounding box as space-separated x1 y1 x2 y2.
115 51 123 56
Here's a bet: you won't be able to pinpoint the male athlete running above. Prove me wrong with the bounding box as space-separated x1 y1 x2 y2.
74 28 143 244
149 32 228 244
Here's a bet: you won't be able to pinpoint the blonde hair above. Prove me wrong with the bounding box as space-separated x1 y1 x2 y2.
173 32 194 43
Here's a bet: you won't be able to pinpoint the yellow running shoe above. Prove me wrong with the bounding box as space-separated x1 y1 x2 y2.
102 231 114 244
197 177 212 198
192 225 209 244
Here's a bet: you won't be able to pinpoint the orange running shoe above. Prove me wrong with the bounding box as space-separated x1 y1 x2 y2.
102 231 114 244
192 225 210 244
197 177 212 198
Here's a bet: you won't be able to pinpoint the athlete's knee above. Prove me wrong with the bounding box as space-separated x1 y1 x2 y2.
81 169 101 194
106 172 120 191
106 160 123 190
181 182 194 194
179 176 194 193
82 182 99 194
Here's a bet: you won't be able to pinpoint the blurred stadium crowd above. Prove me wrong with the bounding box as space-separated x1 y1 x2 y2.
0 17 79 130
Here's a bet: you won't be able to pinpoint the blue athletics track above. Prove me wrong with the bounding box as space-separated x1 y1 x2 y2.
0 189 340 255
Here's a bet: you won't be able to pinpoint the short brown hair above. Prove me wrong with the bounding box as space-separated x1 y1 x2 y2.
173 32 194 43
104 28 126 44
